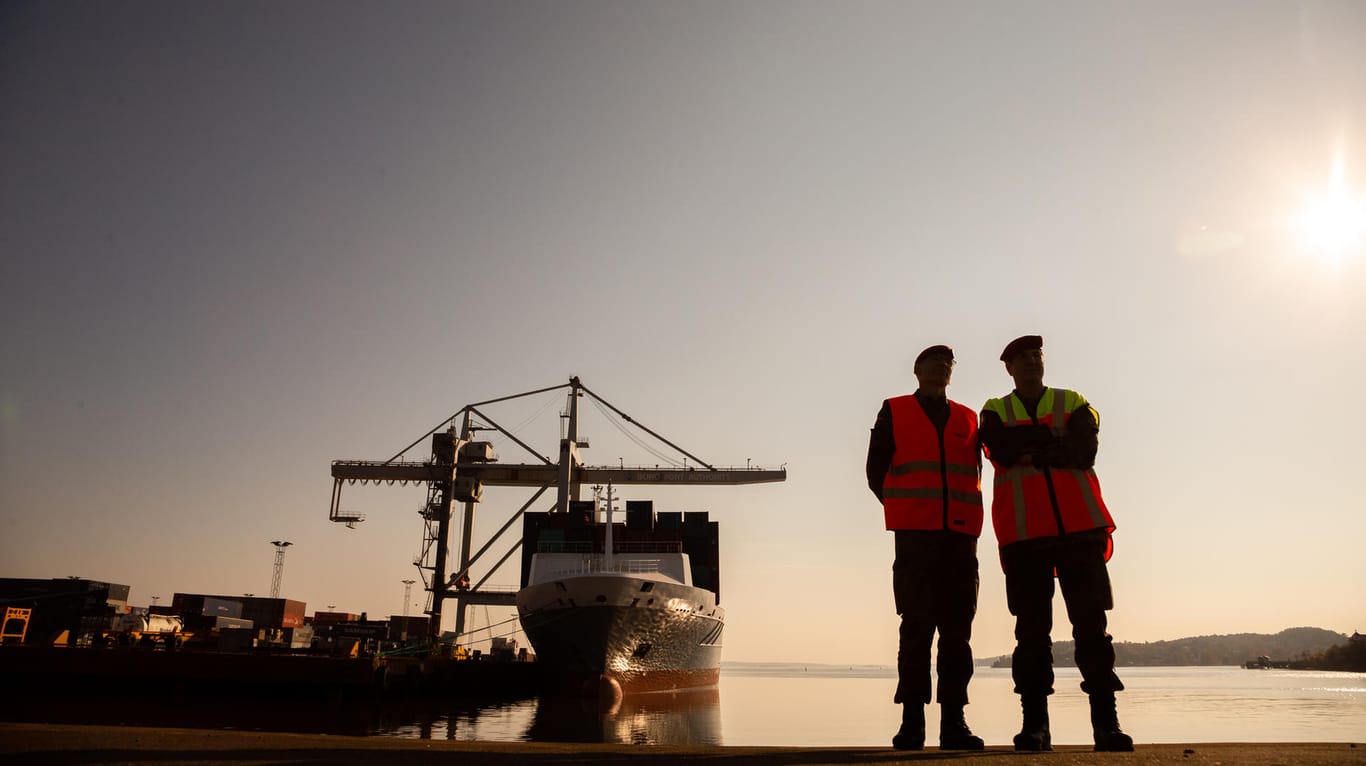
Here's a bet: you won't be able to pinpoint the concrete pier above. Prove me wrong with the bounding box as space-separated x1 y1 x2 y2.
2 723 1362 765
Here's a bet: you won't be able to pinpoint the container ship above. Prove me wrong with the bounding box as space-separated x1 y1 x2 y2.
517 492 724 695
328 376 784 697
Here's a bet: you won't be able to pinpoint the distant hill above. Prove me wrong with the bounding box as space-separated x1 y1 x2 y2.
985 627 1352 667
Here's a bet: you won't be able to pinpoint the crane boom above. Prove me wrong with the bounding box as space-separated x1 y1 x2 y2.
331 461 785 487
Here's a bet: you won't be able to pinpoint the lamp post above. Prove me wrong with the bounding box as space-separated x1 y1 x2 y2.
401 579 416 641
269 541 293 599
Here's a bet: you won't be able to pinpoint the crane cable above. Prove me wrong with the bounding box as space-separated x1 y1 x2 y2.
449 613 520 638
587 396 682 467
507 391 561 436
460 623 526 647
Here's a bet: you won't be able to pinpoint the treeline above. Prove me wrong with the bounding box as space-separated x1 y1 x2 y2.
1310 636 1366 671
988 627 1363 669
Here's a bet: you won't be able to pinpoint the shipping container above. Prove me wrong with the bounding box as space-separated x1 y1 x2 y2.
202 597 242 619
172 594 243 620
0 578 128 644
626 500 656 530
310 611 359 626
283 625 314 648
105 583 131 606
331 622 389 641
388 615 430 642
214 616 253 630
177 595 307 630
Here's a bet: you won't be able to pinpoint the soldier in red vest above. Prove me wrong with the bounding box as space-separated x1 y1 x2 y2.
866 344 985 751
980 335 1133 752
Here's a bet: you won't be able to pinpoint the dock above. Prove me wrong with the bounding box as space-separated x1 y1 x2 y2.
0 645 545 701
3 723 1363 765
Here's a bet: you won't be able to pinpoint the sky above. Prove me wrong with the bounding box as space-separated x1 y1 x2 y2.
2 1 1365 665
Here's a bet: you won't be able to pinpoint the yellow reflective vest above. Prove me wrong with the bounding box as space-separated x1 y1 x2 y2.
981 388 1115 551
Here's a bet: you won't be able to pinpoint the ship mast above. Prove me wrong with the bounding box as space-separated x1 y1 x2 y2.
602 483 616 571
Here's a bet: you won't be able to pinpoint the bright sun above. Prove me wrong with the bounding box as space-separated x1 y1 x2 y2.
1298 155 1366 261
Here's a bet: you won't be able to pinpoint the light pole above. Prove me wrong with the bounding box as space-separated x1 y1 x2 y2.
401 579 416 641
269 541 293 599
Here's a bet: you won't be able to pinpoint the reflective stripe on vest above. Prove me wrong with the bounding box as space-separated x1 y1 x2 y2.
983 388 1114 548
883 487 985 505
881 395 983 536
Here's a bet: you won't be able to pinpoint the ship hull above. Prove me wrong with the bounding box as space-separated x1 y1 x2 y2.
517 574 723 695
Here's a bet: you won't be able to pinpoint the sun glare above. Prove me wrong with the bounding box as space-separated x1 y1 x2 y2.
1298 155 1366 261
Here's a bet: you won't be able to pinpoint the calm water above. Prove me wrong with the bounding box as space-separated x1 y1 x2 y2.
374 664 1366 746
15 664 1361 745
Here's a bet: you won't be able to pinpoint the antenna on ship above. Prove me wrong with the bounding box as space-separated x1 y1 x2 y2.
600 483 617 572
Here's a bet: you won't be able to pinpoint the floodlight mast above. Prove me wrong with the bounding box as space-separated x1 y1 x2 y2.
269 540 292 599
401 579 416 640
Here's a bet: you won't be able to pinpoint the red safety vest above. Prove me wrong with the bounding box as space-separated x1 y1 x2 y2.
982 389 1115 553
881 395 983 536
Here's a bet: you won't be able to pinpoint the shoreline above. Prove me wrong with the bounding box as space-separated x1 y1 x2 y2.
3 723 1362 765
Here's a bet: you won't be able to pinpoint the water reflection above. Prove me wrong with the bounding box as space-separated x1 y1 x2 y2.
369 688 722 744
526 688 721 745
371 697 538 741
6 666 1361 745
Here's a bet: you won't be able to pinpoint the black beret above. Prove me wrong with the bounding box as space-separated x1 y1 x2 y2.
915 344 954 366
1000 335 1043 362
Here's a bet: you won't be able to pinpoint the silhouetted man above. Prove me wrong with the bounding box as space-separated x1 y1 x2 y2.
979 335 1133 752
867 344 985 751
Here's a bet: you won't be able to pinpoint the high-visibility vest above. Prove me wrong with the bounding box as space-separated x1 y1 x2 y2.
981 388 1115 551
881 395 983 536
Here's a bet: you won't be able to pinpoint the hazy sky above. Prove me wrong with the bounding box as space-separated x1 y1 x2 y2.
3 1 1364 664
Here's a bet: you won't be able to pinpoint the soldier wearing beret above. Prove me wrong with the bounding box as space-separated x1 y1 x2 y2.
979 335 1133 752
866 344 985 751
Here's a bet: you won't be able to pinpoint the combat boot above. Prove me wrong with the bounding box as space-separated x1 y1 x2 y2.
891 703 925 750
1090 692 1134 751
938 703 985 750
1013 695 1052 751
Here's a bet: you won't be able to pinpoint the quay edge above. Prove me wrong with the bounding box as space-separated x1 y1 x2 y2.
0 645 547 701
2 724 1364 766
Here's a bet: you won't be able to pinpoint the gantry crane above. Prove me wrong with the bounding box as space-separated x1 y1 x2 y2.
328 376 786 644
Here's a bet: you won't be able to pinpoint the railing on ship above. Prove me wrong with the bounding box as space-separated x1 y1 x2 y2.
535 540 684 577
537 541 683 554
545 557 664 576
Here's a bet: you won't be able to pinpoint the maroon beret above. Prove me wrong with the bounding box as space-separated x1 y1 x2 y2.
1000 335 1043 362
915 344 954 366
